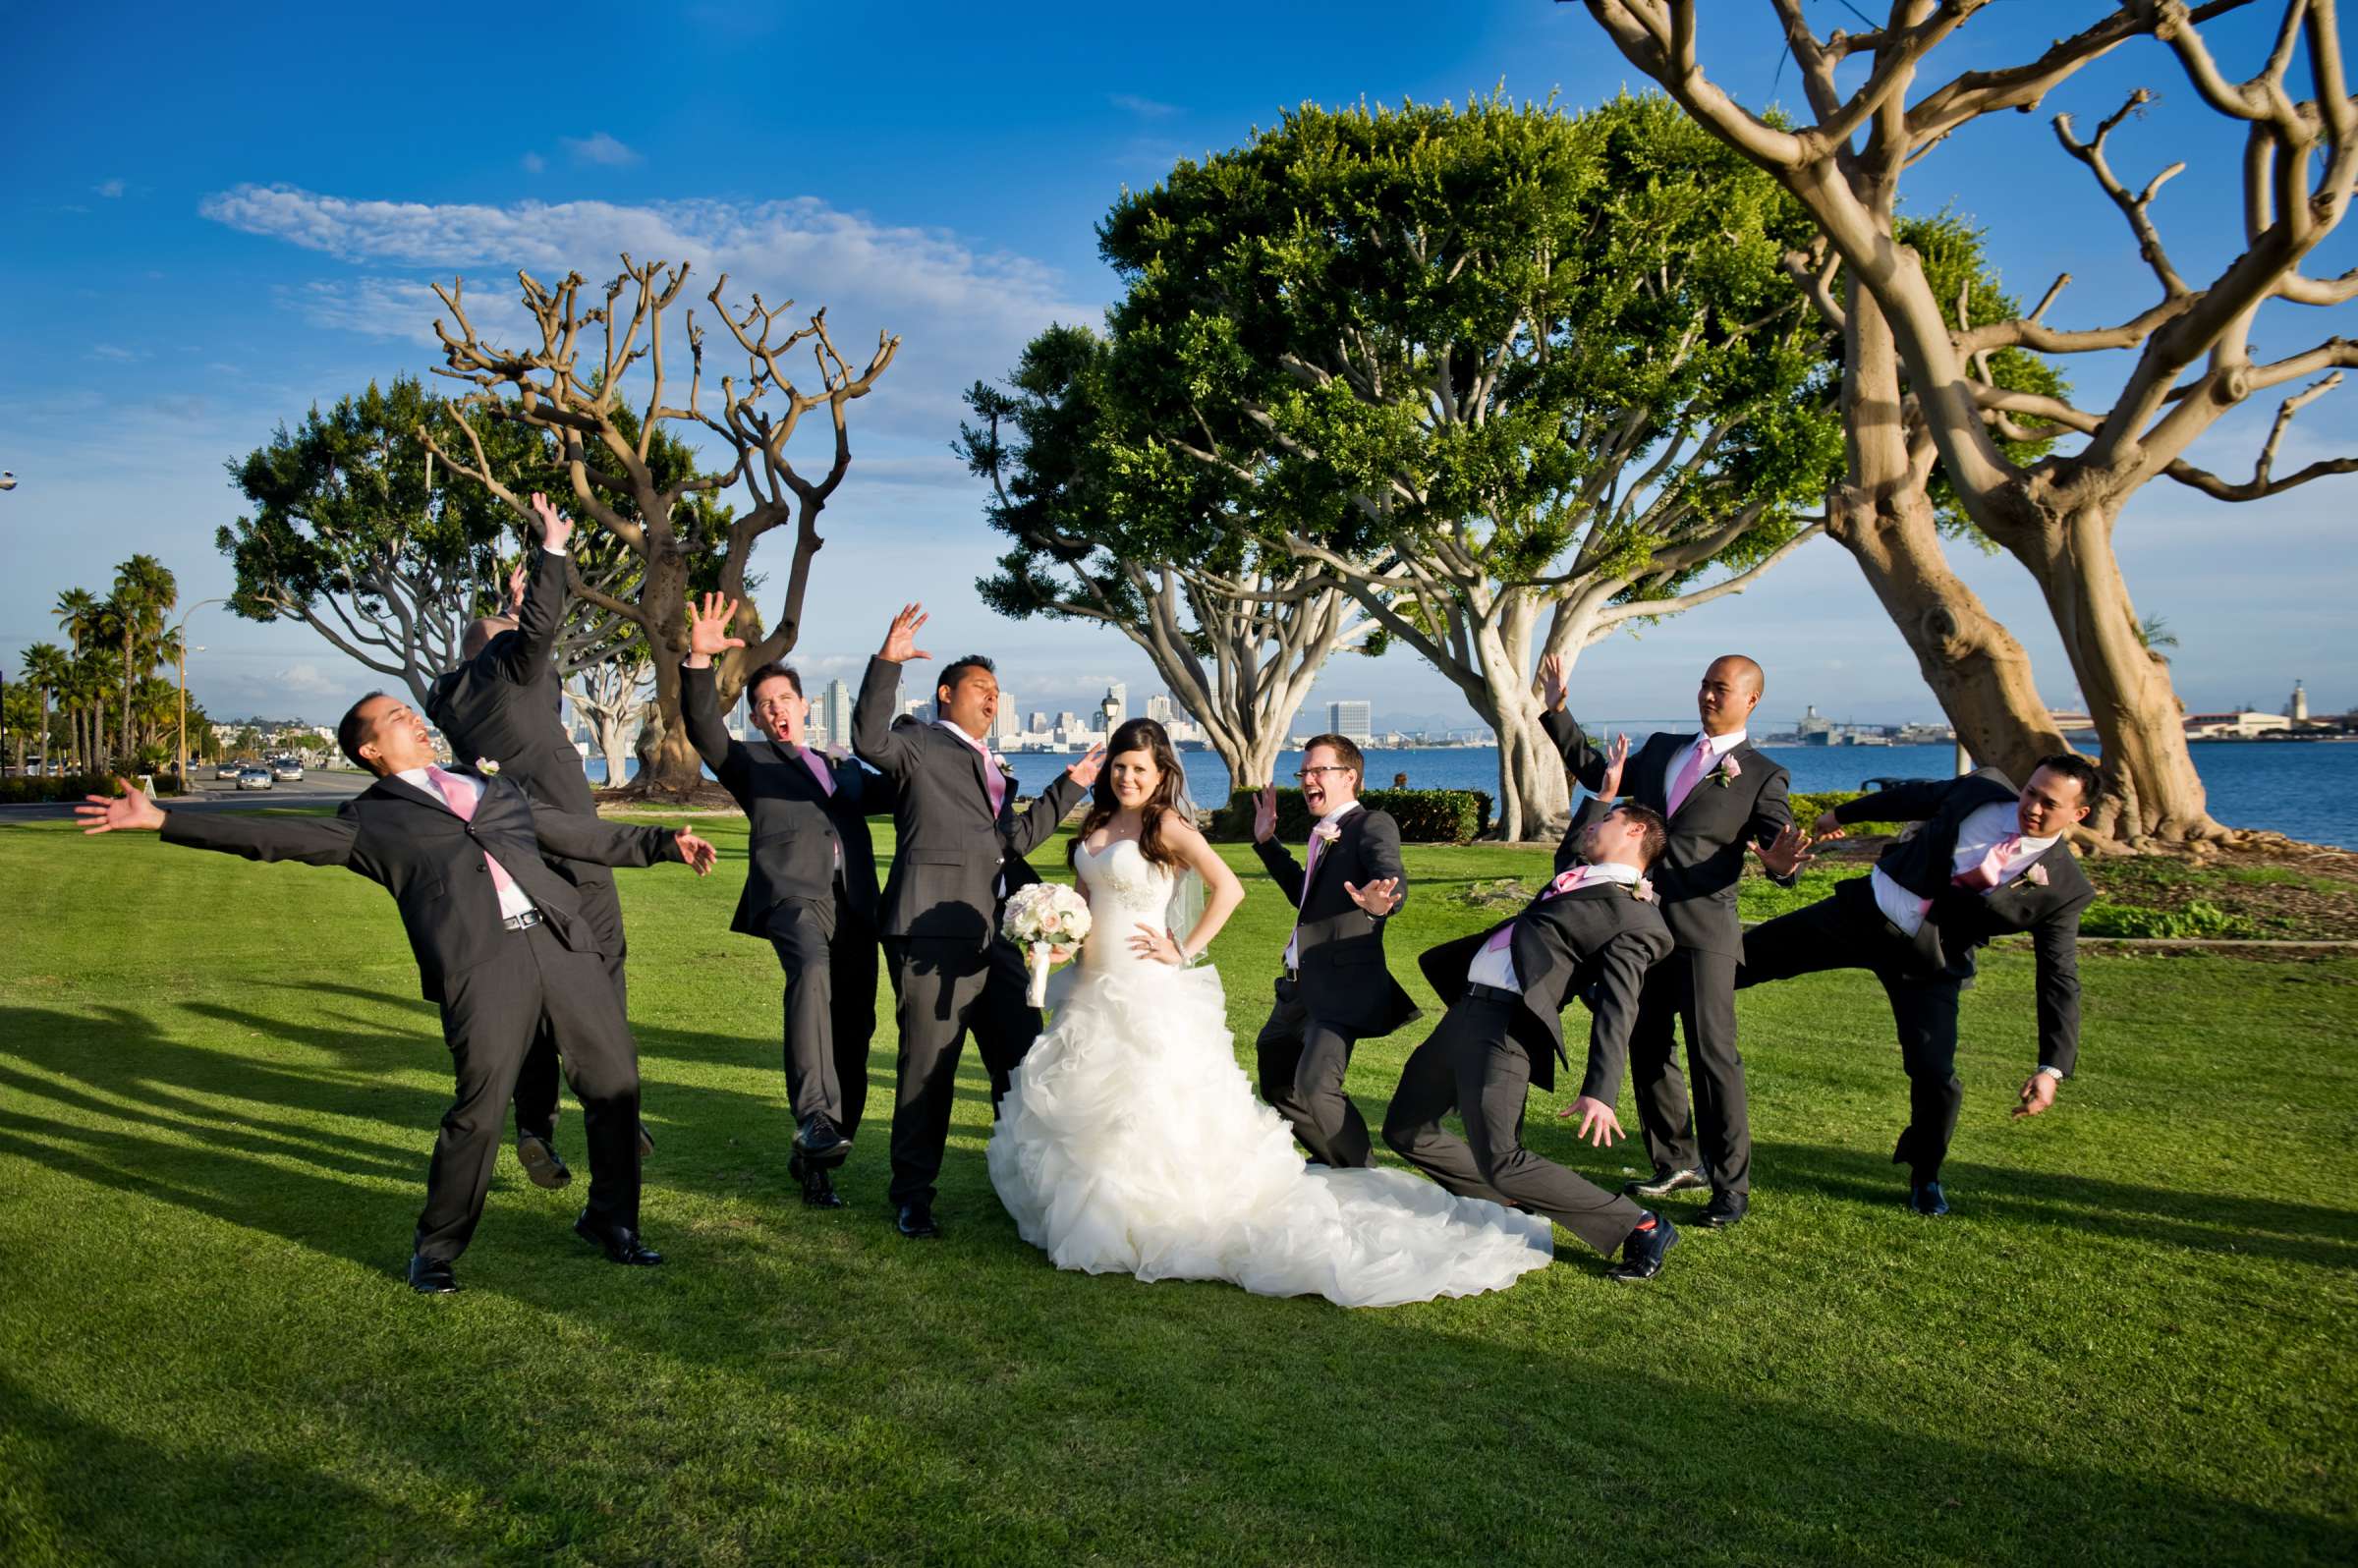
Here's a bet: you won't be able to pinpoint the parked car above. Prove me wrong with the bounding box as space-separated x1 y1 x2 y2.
271 757 305 782
237 767 274 791
216 761 244 780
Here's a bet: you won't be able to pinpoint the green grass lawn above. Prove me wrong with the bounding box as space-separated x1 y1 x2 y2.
2 810 2353 1566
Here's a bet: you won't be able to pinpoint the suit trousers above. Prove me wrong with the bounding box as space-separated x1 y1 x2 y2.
767 883 880 1157
1256 977 1374 1169
1626 946 1750 1194
509 865 626 1141
881 934 1040 1207
1381 995 1643 1258
416 920 643 1261
1736 879 1964 1183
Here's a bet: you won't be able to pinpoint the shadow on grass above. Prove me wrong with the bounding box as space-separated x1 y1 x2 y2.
1761 1138 2358 1270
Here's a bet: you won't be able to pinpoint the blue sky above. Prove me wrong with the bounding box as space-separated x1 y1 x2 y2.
4 1 2350 733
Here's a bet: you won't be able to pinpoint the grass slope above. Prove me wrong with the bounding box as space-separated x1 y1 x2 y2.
1 812 2352 1566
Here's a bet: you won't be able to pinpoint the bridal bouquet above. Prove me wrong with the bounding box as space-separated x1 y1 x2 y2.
1003 882 1093 1005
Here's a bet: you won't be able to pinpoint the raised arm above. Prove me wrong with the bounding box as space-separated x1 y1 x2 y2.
487 495 575 685
851 604 931 778
679 592 753 785
1006 753 1101 861
1540 655 1611 793
78 781 361 868
1828 777 1955 833
1253 833 1307 909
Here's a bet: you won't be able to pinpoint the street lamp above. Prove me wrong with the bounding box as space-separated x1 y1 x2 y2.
169 598 228 789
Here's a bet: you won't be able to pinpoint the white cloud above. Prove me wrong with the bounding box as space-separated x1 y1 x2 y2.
90 343 141 362
521 151 546 174
94 178 125 198
1110 93 1180 118
271 662 344 696
561 132 641 167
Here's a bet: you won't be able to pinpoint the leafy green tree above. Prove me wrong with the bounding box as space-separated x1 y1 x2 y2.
1095 93 1842 835
21 644 70 774
959 324 1383 790
103 556 177 762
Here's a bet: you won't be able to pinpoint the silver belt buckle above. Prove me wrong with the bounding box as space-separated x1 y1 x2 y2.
504 910 543 932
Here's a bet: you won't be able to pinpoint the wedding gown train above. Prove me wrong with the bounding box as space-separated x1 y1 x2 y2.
986 838 1553 1307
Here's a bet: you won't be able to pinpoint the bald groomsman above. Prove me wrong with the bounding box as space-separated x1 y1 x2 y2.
1543 653 1801 1228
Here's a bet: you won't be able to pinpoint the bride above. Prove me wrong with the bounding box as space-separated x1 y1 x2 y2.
988 717 1552 1307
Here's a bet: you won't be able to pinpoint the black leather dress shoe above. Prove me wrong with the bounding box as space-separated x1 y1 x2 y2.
788 1149 849 1209
517 1131 573 1190
796 1115 849 1162
896 1202 942 1240
1699 1190 1749 1228
1909 1181 1949 1217
1607 1211 1679 1282
574 1212 664 1265
406 1255 460 1294
1625 1165 1708 1200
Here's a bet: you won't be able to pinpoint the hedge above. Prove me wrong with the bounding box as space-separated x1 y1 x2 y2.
0 774 184 805
1209 787 1494 845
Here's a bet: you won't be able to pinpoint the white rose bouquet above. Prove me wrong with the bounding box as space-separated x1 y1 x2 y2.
1002 882 1094 1006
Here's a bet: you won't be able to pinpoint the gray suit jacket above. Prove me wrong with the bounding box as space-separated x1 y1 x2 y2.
851 655 1084 946
1254 806 1420 1036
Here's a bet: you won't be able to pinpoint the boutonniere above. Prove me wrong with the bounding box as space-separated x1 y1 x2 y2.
1315 822 1343 846
1632 876 1657 904
1712 753 1741 787
822 743 853 762
474 757 501 776
2020 863 2049 888
992 755 1017 780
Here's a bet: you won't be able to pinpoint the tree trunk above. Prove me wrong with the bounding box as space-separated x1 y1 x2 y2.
623 554 705 796
2009 498 2223 845
1825 482 2067 778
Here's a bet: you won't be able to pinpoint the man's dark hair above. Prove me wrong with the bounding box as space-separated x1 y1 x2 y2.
936 654 995 702
746 662 803 701
338 692 388 771
1302 732 1365 781
1612 802 1669 868
2034 753 2104 807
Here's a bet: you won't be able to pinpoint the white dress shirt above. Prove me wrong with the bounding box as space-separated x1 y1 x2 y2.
1871 799 2055 937
1665 727 1747 809
1282 799 1363 972
1466 860 1642 992
398 765 537 922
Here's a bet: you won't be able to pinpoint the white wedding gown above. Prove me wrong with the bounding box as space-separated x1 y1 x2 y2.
987 839 1553 1307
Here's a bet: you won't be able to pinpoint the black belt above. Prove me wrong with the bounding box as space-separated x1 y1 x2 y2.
1464 980 1521 1005
502 910 544 932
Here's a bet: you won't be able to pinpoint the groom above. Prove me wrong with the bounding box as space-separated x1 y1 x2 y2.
853 603 1104 1240
1251 735 1420 1169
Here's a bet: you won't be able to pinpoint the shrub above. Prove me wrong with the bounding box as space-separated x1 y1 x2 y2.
1209 787 1494 844
2079 899 2259 939
1788 789 1901 837
0 773 181 804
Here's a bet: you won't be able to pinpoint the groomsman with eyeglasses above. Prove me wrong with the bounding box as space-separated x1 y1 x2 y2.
1249 734 1421 1170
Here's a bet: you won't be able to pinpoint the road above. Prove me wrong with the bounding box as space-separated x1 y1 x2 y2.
0 770 375 823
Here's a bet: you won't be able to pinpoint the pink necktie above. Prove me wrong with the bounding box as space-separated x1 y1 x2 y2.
427 766 518 896
1953 835 2023 892
966 738 1005 816
799 749 835 797
1483 865 1594 952
1664 737 1712 815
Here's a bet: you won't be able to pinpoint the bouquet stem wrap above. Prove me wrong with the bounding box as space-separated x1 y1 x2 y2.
1001 882 1093 1013
1027 942 1051 1007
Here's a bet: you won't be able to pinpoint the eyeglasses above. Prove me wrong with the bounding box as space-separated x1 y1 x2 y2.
1294 766 1353 780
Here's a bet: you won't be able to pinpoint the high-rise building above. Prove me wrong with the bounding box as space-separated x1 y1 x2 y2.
2291 680 2310 723
1057 710 1079 732
902 698 934 724
823 679 853 749
1030 710 1050 734
1146 694 1174 724
1328 700 1373 744
991 700 1022 743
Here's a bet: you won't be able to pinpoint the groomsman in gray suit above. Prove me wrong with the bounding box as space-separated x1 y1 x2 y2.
852 603 1103 1241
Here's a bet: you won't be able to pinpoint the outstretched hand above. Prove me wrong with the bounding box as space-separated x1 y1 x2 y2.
686 592 747 665
878 602 930 664
529 491 575 553
1540 652 1570 713
506 561 529 616
2013 1072 2058 1119
1556 1095 1623 1146
1754 821 1815 878
672 830 718 875
1343 876 1401 917
1065 745 1107 789
75 780 164 835
1597 731 1631 801
1252 784 1277 844
1811 809 1848 840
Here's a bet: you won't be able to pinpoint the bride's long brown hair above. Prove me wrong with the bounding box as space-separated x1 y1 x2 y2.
1069 717 1190 872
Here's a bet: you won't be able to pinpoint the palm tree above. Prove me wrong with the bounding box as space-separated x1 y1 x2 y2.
108 555 178 761
53 588 99 770
20 644 70 774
